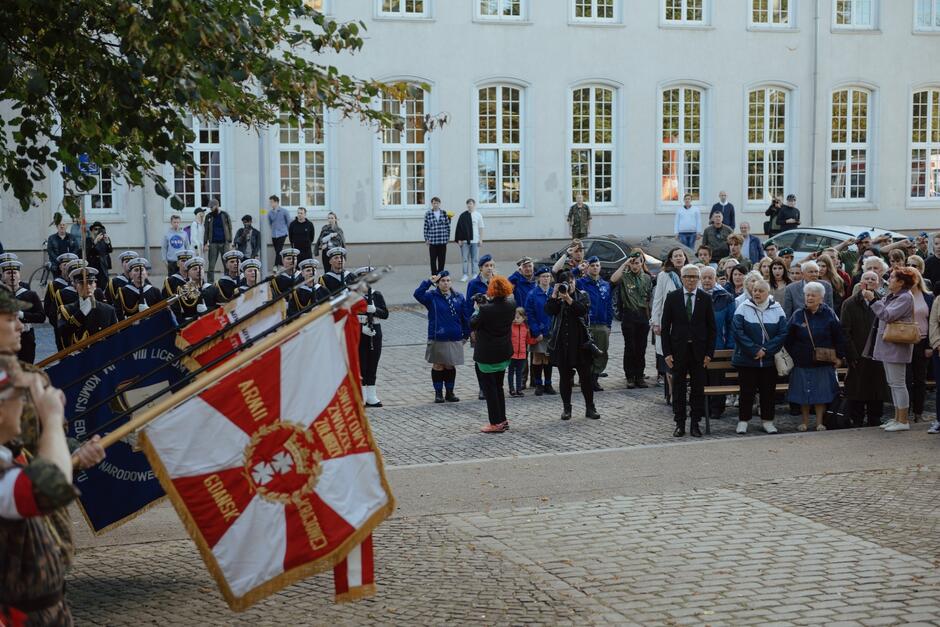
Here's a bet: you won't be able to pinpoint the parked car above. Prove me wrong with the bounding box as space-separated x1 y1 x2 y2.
764 226 906 262
537 235 691 280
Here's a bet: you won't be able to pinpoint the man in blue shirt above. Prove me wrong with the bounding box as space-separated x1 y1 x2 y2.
577 256 613 392
267 194 291 270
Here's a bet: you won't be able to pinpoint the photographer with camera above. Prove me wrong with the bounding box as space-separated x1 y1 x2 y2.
85 221 113 280
545 271 600 421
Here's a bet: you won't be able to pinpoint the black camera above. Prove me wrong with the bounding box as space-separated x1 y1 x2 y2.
472 293 488 305
557 283 569 294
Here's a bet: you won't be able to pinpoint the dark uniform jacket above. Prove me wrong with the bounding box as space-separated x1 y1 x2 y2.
273 270 302 299
288 283 329 316
203 275 242 310
105 274 129 304
320 270 354 294
545 289 592 368
115 283 162 320
58 299 118 346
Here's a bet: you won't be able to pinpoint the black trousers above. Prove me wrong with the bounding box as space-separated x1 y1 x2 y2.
18 330 36 364
845 399 884 426
558 362 594 410
359 327 382 386
671 343 705 424
737 366 776 423
476 365 506 425
621 313 649 380
272 235 287 267
907 338 930 415
429 244 447 275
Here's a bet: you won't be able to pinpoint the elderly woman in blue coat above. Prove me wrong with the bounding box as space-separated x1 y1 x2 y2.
414 271 471 403
732 277 788 434
784 281 846 432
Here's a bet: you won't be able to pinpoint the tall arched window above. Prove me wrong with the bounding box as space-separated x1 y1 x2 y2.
570 86 615 205
746 87 788 203
174 116 223 210
477 85 523 207
830 87 871 202
276 110 326 210
910 88 940 200
659 86 703 203
379 85 428 208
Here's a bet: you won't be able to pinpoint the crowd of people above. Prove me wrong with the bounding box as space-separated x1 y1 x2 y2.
410 192 940 437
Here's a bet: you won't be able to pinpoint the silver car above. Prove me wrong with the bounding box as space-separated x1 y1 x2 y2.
764 225 907 262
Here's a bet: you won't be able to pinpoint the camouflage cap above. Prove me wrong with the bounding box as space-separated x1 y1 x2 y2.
0 289 30 314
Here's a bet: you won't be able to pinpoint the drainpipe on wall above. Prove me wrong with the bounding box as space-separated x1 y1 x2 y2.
257 129 267 274
141 186 150 262
809 0 821 227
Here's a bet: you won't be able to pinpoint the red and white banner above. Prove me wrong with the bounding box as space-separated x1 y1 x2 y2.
333 534 375 602
176 282 284 371
142 307 393 610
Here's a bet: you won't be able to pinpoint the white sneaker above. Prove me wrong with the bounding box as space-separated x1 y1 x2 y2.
884 421 911 432
881 419 897 429
762 421 778 434
461 274 469 282
928 420 940 434
736 421 748 434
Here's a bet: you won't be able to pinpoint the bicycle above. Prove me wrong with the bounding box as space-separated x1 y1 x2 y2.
28 240 52 290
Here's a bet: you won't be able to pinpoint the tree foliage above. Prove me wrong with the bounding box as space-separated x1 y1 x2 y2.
0 0 408 214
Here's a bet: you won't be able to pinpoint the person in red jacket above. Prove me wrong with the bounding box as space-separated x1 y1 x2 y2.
508 307 536 397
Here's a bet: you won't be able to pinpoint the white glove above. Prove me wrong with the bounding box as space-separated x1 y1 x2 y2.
17 311 24 320
139 303 149 312
357 314 368 324
79 298 92 316
196 303 208 314
362 326 376 337
366 304 376 314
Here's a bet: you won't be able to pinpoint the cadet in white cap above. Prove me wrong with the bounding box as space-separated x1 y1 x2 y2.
58 266 117 347
204 250 244 309
288 258 327 316
115 258 162 320
162 249 193 299
239 258 263 290
354 266 388 408
0 258 44 363
171 257 212 324
43 253 80 350
272 247 301 298
320 247 354 293
106 250 140 304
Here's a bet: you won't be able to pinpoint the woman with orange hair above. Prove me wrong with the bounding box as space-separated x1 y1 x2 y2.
470 275 516 433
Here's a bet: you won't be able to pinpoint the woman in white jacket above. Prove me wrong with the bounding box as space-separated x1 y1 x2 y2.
651 247 690 404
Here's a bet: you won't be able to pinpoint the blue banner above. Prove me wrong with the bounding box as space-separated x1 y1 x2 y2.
46 309 187 533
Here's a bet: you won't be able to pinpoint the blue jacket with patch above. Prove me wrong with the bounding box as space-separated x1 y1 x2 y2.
525 285 553 339
465 274 489 317
577 275 613 327
508 271 536 311
731 298 789 368
414 280 471 342
710 285 737 350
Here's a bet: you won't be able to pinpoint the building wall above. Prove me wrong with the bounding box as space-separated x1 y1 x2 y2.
1 0 938 266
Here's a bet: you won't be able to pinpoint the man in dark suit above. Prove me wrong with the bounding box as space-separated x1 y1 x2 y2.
661 264 717 438
710 191 735 230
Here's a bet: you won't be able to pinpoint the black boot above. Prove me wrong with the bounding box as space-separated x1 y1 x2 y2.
543 383 557 395
592 374 604 392
626 376 636 390
561 406 572 420
445 390 460 403
585 406 601 420
534 384 544 396
690 421 703 438
434 390 444 403
673 422 685 437
634 376 649 389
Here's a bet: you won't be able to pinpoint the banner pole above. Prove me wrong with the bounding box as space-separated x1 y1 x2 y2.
78 293 349 459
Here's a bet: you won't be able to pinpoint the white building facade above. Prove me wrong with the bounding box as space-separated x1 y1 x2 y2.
2 0 940 265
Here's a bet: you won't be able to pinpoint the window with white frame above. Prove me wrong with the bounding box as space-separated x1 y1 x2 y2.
379 0 427 17
477 85 523 206
379 85 428 208
915 0 940 30
174 117 223 210
570 86 614 204
833 0 873 28
659 86 703 203
829 88 871 202
573 0 616 21
478 0 523 20
663 0 705 24
750 0 792 27
910 88 940 200
747 88 788 203
277 110 326 210
63 168 119 214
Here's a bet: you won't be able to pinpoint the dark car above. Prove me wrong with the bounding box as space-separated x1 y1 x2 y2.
537 235 694 280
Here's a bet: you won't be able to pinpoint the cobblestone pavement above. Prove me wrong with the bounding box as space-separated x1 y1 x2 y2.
69 467 940 625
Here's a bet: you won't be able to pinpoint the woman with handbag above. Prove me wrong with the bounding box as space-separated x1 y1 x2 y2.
904 268 934 423
861 267 917 432
731 278 789 434
784 281 846 432
840 271 891 427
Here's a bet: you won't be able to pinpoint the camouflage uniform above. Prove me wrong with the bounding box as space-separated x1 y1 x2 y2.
567 203 591 240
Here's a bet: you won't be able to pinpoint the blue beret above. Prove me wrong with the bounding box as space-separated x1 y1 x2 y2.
857 231 871 240
535 266 552 276
586 256 600 264
920 231 929 237
438 270 450 278
478 254 493 268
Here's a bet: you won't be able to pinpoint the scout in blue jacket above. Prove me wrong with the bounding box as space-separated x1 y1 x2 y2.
524 267 557 395
414 271 470 403
577 256 613 391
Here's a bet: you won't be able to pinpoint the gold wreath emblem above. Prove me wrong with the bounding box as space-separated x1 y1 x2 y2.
243 422 324 504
